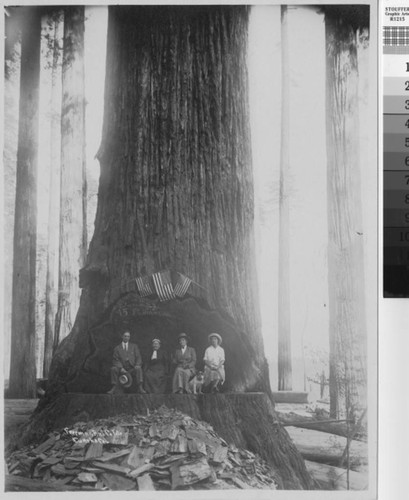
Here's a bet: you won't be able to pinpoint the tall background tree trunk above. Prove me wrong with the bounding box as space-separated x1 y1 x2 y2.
278 5 292 391
43 11 63 377
8 7 41 398
54 6 87 350
326 15 367 419
3 14 21 384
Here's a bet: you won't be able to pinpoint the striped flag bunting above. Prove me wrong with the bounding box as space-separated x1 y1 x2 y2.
135 275 154 297
152 271 176 302
174 273 192 298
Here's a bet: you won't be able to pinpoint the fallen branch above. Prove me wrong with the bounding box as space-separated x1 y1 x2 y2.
277 412 366 441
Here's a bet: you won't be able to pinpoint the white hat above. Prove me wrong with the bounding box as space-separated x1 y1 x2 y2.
208 333 222 345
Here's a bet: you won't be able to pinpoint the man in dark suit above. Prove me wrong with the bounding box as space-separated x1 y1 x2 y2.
108 330 146 394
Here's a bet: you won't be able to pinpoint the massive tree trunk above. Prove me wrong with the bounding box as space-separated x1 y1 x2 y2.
8 7 41 398
43 11 63 377
37 5 314 489
325 14 368 419
50 5 267 394
278 5 292 391
54 6 87 350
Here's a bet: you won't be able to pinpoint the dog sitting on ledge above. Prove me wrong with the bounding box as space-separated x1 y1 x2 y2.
188 371 204 394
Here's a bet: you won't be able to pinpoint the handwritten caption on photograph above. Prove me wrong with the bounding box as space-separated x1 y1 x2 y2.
63 427 127 444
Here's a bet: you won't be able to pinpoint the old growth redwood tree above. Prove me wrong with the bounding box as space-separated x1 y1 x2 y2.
50 5 268 394
9 8 41 398
54 6 87 351
325 9 368 419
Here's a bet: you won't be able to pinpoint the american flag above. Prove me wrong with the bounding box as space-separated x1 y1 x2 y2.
135 275 153 297
152 271 175 302
174 273 192 297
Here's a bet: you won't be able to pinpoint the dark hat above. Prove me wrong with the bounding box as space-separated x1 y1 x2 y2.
208 333 222 345
119 371 132 388
178 333 188 340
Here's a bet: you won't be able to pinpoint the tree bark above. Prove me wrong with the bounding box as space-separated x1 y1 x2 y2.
325 16 367 419
54 6 87 350
278 5 292 391
43 11 63 377
8 7 41 399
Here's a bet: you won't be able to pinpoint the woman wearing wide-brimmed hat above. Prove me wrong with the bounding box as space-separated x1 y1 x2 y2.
172 333 196 393
144 338 169 394
203 333 225 393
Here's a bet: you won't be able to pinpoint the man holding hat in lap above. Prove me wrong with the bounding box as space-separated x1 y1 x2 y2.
108 330 146 394
203 333 225 393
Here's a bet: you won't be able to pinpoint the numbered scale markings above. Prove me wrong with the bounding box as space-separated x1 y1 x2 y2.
384 57 409 295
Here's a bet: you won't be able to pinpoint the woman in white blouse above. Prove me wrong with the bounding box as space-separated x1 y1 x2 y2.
203 333 225 393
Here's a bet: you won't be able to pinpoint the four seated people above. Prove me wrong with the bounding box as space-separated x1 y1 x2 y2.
108 330 225 394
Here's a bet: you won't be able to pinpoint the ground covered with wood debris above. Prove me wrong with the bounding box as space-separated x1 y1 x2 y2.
6 405 278 491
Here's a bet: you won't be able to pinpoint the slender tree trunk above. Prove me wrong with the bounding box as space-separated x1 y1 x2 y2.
4 22 21 383
8 7 41 398
43 11 63 377
278 5 292 391
54 6 87 350
325 16 367 419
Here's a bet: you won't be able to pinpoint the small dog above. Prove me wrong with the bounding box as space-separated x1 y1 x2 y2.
189 371 204 394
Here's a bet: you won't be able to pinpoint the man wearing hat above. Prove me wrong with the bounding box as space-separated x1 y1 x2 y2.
108 330 145 394
203 333 225 393
172 333 196 393
144 338 169 394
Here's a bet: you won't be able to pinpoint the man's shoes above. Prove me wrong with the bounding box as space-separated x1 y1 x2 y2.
137 385 147 394
107 386 117 394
